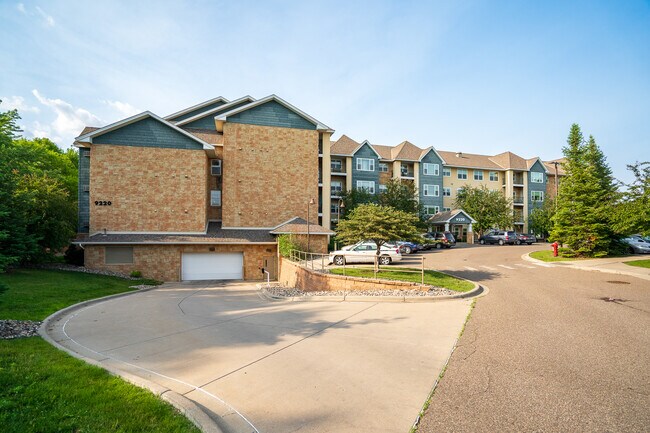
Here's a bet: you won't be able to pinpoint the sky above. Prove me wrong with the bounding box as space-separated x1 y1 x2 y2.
1 0 648 184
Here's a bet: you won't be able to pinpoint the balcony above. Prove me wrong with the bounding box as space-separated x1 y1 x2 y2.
513 173 524 186
399 162 415 179
513 196 524 206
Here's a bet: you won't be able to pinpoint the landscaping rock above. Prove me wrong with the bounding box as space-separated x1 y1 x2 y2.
0 320 42 339
264 283 455 298
25 263 139 280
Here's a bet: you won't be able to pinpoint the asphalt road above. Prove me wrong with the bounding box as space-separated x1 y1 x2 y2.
415 244 650 433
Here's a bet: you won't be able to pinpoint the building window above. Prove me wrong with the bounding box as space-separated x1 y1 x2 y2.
531 191 544 202
379 184 388 193
443 187 451 197
531 172 544 183
423 163 439 176
457 169 468 180
474 170 484 181
489 171 499 181
105 246 133 265
443 207 451 212
331 203 339 214
210 159 221 176
423 184 439 197
443 167 451 177
424 205 440 215
379 163 389 172
356 180 375 194
210 190 221 206
331 159 342 172
456 188 464 195
356 158 375 171
331 181 343 195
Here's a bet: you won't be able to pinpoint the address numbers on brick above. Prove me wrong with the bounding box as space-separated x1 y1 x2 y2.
94 201 112 206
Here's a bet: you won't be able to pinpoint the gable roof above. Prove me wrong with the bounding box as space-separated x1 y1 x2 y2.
174 95 256 127
331 134 361 155
164 96 230 121
427 209 476 224
391 140 425 161
215 94 334 133
437 151 505 170
182 128 224 145
544 158 567 176
371 144 393 160
488 151 528 170
525 157 549 172
269 217 335 235
74 111 213 150
419 146 447 164
356 140 382 158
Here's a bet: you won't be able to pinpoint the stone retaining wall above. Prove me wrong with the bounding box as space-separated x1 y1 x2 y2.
279 257 428 292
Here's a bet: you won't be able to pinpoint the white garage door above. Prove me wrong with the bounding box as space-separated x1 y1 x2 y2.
181 253 243 281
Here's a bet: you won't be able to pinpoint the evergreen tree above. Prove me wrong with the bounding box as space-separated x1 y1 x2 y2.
551 125 618 257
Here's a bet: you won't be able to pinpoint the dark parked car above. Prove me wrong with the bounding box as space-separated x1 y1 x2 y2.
396 241 421 254
516 233 537 245
478 230 518 245
422 231 456 249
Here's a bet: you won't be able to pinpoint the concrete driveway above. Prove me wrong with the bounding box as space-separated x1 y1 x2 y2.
47 281 473 433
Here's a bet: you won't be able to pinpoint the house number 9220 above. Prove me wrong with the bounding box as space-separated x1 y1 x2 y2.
94 201 112 206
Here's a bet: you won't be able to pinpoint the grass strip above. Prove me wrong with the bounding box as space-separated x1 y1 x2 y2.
329 267 474 292
624 259 650 269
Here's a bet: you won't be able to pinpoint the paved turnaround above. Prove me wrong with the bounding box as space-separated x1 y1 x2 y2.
47 281 472 433
417 245 650 433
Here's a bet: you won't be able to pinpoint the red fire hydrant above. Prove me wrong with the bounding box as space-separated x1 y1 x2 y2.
551 242 559 257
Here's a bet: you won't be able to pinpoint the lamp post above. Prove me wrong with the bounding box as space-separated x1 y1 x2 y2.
335 200 345 250
307 198 315 252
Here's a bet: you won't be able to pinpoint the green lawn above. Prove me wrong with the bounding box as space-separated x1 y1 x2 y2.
0 269 158 321
624 259 650 269
0 338 200 433
529 250 579 262
329 267 474 292
0 269 198 433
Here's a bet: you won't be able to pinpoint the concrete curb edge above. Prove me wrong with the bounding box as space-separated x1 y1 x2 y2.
38 288 225 433
522 252 650 281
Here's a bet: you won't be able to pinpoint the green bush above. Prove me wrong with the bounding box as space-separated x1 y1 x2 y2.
129 270 142 278
278 234 300 257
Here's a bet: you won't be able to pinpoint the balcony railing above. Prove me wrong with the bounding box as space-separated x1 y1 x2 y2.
400 170 415 178
513 196 524 204
513 175 524 185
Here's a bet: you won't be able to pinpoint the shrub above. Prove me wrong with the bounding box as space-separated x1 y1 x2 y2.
63 244 84 266
130 270 142 278
278 234 300 257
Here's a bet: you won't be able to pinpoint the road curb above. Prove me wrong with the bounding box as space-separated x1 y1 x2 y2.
523 253 650 281
39 288 226 433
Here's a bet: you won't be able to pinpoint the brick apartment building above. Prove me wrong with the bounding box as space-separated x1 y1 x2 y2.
74 95 334 282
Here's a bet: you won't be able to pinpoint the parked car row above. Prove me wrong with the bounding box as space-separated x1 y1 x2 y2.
478 230 537 245
622 236 650 254
329 231 457 265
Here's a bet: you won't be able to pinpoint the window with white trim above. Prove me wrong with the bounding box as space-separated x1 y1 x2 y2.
423 184 439 197
378 184 387 193
443 187 451 197
356 158 375 171
457 169 468 180
210 190 221 206
531 172 544 183
443 167 451 177
331 159 342 172
473 170 484 181
210 159 221 176
443 207 451 212
489 171 499 181
356 180 375 194
379 163 389 172
105 247 133 265
331 181 343 195
531 191 544 202
424 205 440 215
331 203 339 214
456 188 464 195
423 163 439 176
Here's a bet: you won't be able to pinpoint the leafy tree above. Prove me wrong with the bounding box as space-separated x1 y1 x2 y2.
528 198 555 239
453 185 513 236
335 204 420 257
612 161 650 236
0 100 21 147
550 125 618 257
339 188 377 218
377 179 423 215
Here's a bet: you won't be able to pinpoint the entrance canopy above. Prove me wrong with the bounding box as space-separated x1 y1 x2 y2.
427 209 477 243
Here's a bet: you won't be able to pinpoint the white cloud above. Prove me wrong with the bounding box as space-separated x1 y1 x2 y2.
35 6 55 27
102 99 141 118
1 95 40 113
32 89 102 145
16 3 26 14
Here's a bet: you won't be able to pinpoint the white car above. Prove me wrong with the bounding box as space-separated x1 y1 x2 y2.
622 237 650 254
329 243 402 265
341 240 397 251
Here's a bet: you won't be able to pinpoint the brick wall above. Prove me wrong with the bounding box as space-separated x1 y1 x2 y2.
84 243 277 282
89 145 208 233
288 234 329 254
222 123 319 228
279 258 428 292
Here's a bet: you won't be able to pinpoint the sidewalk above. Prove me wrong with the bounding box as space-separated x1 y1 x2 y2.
525 254 650 281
